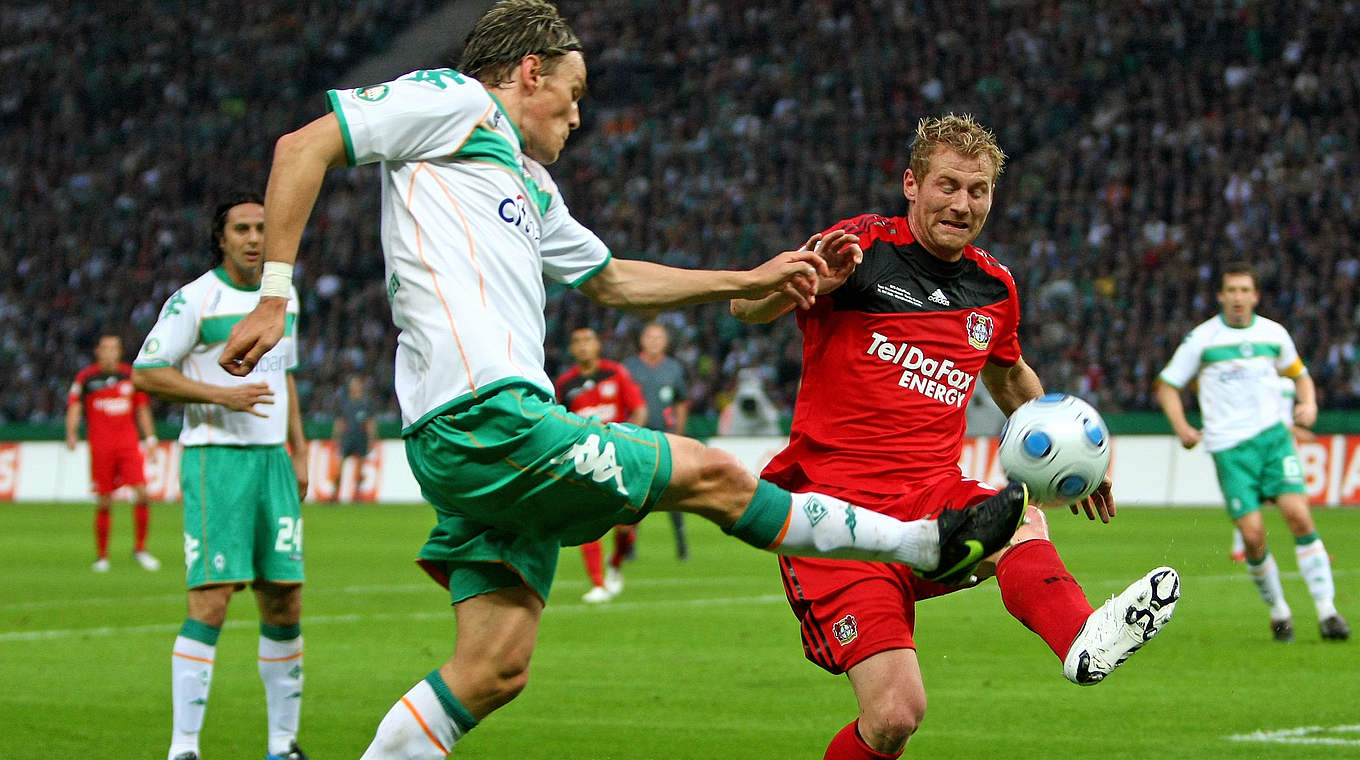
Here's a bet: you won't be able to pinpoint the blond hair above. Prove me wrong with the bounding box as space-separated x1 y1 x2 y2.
457 0 582 86
909 113 1006 183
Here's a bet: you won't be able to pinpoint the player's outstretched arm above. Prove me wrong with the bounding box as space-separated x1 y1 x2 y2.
133 367 275 418
221 113 348 376
730 231 862 323
580 246 829 310
1153 379 1201 449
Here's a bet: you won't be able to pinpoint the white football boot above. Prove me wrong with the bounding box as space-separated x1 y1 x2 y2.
1064 566 1180 685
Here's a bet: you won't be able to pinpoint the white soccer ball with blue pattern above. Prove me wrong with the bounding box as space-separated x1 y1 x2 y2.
998 393 1111 504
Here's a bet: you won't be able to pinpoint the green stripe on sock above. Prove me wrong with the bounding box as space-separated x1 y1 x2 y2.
1293 532 1320 546
180 618 221 646
425 671 478 734
723 480 792 549
260 622 301 641
1246 551 1271 568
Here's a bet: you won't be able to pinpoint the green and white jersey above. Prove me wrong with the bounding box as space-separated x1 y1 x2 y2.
1159 314 1306 452
327 70 611 433
134 268 300 446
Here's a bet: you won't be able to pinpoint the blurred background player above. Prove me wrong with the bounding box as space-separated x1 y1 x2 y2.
133 192 311 760
331 375 378 502
65 333 161 572
555 326 647 602
623 322 692 560
1158 262 1348 643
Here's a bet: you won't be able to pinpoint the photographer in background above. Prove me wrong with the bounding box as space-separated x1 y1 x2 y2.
718 368 781 436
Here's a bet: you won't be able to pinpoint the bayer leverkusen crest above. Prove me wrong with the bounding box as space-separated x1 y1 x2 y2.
832 614 858 646
966 312 994 351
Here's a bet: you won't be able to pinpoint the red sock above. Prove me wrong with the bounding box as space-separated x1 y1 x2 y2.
611 526 635 569
996 539 1093 659
824 720 902 760
580 540 605 587
94 507 111 559
133 501 150 552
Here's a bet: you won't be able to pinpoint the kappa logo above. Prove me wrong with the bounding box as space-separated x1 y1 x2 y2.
843 505 858 542
966 312 994 351
928 288 950 306
552 433 630 496
833 614 859 645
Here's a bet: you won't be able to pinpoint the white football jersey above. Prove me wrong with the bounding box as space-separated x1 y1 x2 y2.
1159 314 1306 452
328 70 611 432
134 268 300 446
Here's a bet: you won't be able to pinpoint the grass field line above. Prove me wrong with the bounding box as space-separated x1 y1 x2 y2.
0 594 788 643
1225 724 1360 746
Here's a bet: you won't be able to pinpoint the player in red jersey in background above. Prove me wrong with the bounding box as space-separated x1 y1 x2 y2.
66 333 162 572
733 114 1180 759
555 327 648 602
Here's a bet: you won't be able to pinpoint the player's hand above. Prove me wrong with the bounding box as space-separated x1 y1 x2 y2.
218 382 275 417
1070 476 1115 523
142 435 159 452
743 248 830 309
220 298 288 376
65 432 78 451
291 448 309 502
1175 427 1201 449
803 230 862 294
1294 399 1318 428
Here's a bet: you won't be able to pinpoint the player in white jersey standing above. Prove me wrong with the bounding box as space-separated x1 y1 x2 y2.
218 2 1027 756
133 192 311 760
1157 262 1348 643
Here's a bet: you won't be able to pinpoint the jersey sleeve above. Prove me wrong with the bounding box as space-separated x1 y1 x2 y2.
1158 330 1202 388
1275 324 1307 377
534 165 612 287
327 70 493 167
134 287 201 369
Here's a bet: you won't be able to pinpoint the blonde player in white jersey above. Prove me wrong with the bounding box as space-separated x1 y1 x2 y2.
133 193 311 760
218 2 1028 756
1157 262 1348 643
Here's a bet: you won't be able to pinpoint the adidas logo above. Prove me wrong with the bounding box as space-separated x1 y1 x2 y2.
928 289 950 305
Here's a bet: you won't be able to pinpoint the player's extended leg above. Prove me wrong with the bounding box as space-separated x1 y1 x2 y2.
824 650 925 759
169 585 234 760
255 581 306 760
990 506 1180 685
1236 509 1294 640
361 585 543 759
579 540 611 602
658 435 1025 580
1277 493 1349 640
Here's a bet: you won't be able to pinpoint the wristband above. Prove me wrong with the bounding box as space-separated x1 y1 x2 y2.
144 435 159 447
260 261 294 299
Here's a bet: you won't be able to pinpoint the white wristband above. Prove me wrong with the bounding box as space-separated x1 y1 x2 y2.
260 261 294 299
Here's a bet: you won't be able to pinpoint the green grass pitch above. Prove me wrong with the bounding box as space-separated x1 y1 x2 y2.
1 501 1356 758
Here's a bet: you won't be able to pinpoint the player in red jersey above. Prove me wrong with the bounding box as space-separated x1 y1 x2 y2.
66 334 161 572
554 327 648 602
733 114 1180 759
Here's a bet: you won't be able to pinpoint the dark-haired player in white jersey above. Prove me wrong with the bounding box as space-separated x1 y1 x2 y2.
734 114 1180 760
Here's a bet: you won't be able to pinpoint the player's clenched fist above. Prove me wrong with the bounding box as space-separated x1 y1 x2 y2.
219 297 288 376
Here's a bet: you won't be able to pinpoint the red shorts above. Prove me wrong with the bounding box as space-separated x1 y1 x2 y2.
90 444 147 495
773 470 999 675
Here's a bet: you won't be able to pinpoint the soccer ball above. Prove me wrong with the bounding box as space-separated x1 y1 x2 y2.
998 393 1111 504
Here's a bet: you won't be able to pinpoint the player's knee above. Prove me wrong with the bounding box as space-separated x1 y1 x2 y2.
859 699 926 752
664 440 755 522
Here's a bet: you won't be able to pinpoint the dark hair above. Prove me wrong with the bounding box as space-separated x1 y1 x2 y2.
457 0 582 87
1219 261 1259 290
211 191 264 258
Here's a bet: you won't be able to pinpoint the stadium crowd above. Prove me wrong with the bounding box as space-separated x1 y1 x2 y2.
4 0 1358 428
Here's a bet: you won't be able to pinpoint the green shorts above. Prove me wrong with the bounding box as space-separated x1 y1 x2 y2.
407 385 673 604
1211 423 1306 520
180 445 304 589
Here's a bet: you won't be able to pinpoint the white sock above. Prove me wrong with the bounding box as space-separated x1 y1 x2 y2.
777 492 940 568
361 679 466 760
170 635 215 758
1247 552 1292 620
259 634 304 755
1295 536 1339 619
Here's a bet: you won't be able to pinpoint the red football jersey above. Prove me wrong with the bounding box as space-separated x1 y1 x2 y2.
68 362 147 451
764 214 1022 492
555 359 646 424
